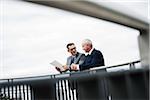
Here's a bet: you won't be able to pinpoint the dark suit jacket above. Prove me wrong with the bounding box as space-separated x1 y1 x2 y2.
79 49 105 71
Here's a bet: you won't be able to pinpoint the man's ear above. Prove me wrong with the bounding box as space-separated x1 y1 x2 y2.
67 49 70 52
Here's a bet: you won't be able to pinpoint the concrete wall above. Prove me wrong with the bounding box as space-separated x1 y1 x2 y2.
138 29 149 67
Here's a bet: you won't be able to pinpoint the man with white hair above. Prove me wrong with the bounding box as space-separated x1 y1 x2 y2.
71 39 105 71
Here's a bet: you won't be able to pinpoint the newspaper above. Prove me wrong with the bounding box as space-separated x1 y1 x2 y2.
50 60 65 71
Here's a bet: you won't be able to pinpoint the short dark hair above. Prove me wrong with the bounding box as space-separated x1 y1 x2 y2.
66 43 75 49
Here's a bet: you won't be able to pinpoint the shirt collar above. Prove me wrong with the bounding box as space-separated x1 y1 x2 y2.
85 48 94 56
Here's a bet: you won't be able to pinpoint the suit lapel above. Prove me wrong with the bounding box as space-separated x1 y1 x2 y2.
74 53 82 64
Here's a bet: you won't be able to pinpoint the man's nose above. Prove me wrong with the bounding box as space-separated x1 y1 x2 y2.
73 49 76 52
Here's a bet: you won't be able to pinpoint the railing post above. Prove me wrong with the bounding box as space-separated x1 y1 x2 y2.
129 63 135 69
32 80 56 100
75 71 108 100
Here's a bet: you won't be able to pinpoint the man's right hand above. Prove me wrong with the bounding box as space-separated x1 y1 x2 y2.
63 65 69 70
55 65 69 72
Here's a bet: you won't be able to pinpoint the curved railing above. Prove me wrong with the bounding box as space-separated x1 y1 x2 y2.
0 60 149 100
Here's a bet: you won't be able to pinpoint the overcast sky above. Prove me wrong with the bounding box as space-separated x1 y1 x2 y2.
0 0 148 79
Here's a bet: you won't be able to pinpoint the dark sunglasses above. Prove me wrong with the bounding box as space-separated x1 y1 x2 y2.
70 47 76 51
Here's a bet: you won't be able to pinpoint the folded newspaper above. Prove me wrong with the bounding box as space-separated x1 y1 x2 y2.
50 60 65 71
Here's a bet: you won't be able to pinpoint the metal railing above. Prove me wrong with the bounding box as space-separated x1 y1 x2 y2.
0 60 149 100
0 84 32 100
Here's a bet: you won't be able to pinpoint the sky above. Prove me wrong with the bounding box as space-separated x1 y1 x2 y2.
0 0 148 79
89 0 149 22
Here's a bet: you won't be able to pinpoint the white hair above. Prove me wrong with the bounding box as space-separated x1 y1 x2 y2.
82 39 92 45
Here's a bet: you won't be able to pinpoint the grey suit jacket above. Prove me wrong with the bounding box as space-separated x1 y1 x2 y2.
66 52 85 71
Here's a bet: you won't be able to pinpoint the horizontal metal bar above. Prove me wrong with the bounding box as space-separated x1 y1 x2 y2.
0 60 141 84
23 0 149 30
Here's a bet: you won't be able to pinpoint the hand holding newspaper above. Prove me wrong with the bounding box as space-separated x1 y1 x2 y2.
50 60 65 71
